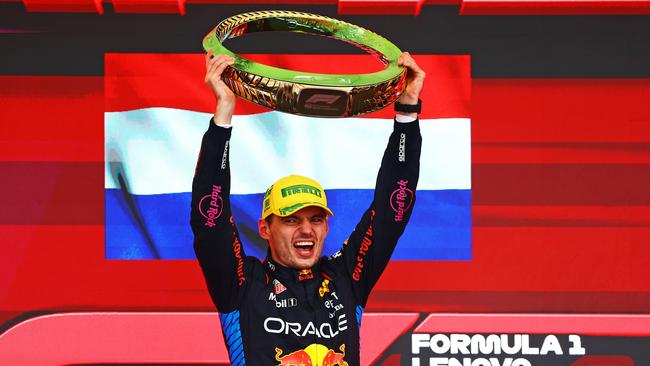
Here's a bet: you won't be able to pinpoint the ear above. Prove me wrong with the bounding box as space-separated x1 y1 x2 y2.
324 215 330 236
258 218 271 240
321 209 330 236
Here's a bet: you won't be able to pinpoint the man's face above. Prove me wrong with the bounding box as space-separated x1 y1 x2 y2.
258 206 329 270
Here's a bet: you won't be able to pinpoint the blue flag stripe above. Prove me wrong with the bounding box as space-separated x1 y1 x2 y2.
105 188 471 260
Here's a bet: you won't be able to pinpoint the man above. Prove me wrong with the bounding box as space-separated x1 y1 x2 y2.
191 50 425 366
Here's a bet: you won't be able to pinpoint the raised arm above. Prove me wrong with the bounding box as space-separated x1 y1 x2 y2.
191 52 248 312
331 52 425 306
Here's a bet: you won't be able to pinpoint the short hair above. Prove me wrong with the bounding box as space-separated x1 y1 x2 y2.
264 214 274 227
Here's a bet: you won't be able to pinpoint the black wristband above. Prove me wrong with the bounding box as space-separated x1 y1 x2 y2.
394 99 422 114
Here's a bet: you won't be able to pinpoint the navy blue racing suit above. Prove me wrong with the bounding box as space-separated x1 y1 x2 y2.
191 118 421 366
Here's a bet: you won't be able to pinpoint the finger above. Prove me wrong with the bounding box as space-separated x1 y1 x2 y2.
213 60 231 79
207 62 225 80
207 57 234 80
401 54 424 75
207 54 221 72
209 54 227 67
207 55 229 74
410 61 425 77
208 53 228 65
213 55 234 71
398 52 408 65
399 54 416 69
206 60 224 81
206 58 221 75
408 62 423 75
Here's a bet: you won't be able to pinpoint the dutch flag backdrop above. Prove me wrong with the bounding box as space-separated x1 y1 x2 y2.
104 53 471 260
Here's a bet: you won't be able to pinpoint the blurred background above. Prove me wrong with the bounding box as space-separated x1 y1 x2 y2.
1 0 649 364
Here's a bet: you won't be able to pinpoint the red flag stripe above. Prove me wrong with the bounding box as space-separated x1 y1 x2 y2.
104 53 471 119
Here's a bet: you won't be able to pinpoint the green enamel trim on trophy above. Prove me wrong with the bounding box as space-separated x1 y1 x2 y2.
203 11 407 117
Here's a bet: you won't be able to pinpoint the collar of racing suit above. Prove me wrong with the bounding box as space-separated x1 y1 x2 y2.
264 253 321 284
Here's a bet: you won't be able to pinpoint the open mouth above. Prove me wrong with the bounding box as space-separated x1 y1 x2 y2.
293 241 315 258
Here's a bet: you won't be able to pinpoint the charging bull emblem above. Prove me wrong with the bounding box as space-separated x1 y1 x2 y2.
275 343 347 366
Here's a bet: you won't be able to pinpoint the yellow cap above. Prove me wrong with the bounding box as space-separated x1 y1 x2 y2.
262 175 334 219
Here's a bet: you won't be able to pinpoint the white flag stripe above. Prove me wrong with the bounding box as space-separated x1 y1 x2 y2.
105 108 471 195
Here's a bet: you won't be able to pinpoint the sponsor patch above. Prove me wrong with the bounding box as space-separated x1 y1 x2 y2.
390 179 414 222
398 132 406 162
319 279 331 297
268 292 298 308
199 185 223 228
298 269 314 281
264 314 348 339
275 344 347 366
273 279 287 295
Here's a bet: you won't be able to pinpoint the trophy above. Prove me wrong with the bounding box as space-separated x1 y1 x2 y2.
203 11 406 118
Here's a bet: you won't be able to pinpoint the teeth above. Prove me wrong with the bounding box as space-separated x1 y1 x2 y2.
294 241 314 248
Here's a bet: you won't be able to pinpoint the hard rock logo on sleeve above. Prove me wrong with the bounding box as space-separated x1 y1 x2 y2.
390 179 413 222
199 185 223 227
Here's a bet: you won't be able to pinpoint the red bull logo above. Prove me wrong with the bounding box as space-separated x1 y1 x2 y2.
275 344 348 366
298 269 314 281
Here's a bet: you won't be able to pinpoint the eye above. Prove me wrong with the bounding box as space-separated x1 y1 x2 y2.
282 217 298 225
311 216 325 224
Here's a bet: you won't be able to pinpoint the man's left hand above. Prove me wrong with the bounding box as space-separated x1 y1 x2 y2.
396 52 426 105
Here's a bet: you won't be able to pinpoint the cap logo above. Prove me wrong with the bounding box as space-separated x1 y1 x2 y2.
262 176 332 219
281 184 322 198
264 186 274 198
279 201 323 216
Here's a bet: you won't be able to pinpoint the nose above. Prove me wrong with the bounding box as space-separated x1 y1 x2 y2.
298 219 313 235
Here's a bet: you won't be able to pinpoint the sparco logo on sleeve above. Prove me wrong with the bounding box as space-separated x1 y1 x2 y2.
199 185 223 227
220 141 229 170
398 133 406 162
390 179 414 222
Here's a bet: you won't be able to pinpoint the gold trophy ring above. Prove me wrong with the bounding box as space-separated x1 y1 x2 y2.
203 11 406 118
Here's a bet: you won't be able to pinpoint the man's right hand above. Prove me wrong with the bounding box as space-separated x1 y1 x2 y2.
205 50 237 126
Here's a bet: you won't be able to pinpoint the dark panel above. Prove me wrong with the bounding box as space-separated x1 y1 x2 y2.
0 3 649 76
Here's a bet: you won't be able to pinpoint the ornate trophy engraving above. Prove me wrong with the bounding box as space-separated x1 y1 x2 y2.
203 11 406 117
